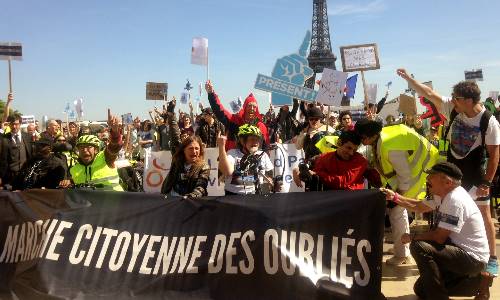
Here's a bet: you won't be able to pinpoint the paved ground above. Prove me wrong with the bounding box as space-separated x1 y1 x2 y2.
381 220 500 299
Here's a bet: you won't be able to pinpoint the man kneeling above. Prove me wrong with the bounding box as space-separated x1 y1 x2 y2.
381 162 489 299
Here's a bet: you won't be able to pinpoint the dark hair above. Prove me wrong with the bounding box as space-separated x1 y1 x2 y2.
339 111 352 120
7 115 21 123
339 130 361 146
355 119 383 138
171 136 206 175
453 81 481 103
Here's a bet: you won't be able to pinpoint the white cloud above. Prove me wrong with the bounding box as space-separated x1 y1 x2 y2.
329 0 387 16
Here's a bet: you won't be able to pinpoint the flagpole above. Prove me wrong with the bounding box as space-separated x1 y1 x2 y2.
361 71 368 109
206 46 210 81
8 59 12 93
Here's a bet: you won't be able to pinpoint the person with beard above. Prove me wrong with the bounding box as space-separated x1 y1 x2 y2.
59 109 123 191
218 124 273 195
161 135 210 198
11 138 66 190
205 80 269 150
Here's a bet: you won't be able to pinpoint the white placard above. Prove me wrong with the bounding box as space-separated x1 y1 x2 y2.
340 43 380 72
489 91 499 100
366 83 378 104
21 115 35 125
315 68 348 106
269 143 305 193
377 98 400 124
191 37 208 66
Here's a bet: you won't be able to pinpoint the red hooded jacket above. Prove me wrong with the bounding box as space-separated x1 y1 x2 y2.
208 92 269 150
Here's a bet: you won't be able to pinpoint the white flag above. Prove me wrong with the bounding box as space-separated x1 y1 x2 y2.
74 98 84 118
191 37 208 66
366 84 378 104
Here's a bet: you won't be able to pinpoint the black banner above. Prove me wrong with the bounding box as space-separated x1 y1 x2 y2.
0 45 22 57
0 189 385 299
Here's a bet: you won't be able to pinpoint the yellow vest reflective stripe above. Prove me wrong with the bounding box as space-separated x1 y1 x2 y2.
70 151 123 191
378 125 441 199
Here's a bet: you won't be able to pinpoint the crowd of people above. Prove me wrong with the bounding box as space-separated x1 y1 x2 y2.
1 68 500 299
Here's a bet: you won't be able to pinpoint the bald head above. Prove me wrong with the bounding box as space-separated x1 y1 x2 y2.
47 119 60 136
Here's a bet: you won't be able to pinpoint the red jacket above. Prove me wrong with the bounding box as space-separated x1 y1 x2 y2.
208 92 269 150
313 151 367 190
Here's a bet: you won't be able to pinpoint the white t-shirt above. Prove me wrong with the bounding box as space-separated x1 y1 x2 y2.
424 186 489 263
224 149 273 195
441 97 500 159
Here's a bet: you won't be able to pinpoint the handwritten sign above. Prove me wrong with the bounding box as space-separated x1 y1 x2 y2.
146 82 168 100
315 68 348 106
340 43 380 72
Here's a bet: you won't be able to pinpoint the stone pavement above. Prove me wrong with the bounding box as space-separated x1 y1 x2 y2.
381 220 499 299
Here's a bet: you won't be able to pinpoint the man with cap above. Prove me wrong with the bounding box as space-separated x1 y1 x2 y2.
381 162 490 300
356 119 441 266
11 137 66 190
195 107 225 148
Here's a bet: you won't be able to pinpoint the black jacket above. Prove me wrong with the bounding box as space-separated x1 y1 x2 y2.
0 132 34 184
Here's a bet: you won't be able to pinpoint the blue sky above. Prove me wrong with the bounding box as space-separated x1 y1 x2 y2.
1 0 499 121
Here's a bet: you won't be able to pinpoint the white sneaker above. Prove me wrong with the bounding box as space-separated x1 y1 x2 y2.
386 255 414 266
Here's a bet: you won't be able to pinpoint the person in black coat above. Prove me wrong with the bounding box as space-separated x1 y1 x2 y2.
0 115 33 188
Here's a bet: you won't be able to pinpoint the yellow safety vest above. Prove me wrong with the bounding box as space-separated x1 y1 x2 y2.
377 124 441 199
70 151 123 191
315 135 339 154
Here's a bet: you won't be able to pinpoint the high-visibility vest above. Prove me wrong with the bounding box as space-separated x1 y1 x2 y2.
70 151 123 191
315 135 339 154
377 124 441 199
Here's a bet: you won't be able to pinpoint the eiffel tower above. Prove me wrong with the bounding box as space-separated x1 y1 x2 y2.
305 0 337 88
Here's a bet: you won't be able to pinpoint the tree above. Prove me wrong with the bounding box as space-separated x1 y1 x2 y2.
0 99 22 121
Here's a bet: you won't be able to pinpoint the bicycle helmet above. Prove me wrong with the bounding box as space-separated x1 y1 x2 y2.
237 124 262 138
76 135 101 148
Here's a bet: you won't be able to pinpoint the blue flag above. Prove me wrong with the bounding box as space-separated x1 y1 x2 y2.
346 74 358 98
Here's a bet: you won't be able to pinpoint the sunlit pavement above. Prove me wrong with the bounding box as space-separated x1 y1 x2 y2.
382 220 499 299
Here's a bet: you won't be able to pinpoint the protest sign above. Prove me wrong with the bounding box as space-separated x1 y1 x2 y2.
121 113 133 125
340 44 380 72
0 42 22 60
0 189 385 300
377 98 399 124
464 69 483 81
21 115 35 125
255 31 315 105
398 94 417 116
191 37 208 66
144 149 224 195
315 68 348 106
254 74 317 103
269 143 305 193
146 82 168 100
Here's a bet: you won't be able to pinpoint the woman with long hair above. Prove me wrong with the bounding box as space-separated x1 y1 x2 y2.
161 135 210 198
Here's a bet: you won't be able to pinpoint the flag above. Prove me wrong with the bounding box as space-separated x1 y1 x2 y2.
63 102 71 114
191 37 208 66
366 84 378 104
180 92 189 104
345 74 358 98
198 82 203 97
74 98 83 118
386 81 392 88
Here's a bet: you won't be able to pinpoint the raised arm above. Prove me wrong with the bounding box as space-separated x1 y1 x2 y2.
205 80 233 127
397 68 444 110
105 109 123 167
1 93 13 124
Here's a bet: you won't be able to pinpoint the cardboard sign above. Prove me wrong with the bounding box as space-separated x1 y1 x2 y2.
146 82 168 100
398 94 417 116
340 43 380 72
269 143 305 193
315 68 348 106
377 98 400 124
0 42 22 60
121 113 133 125
464 69 483 81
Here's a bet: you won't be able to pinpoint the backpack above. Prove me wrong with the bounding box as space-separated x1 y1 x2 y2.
441 108 492 154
